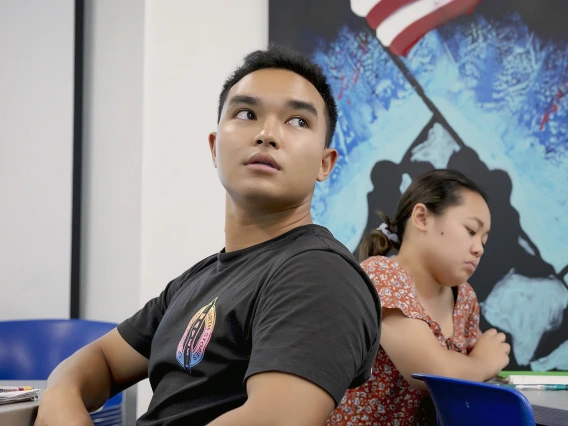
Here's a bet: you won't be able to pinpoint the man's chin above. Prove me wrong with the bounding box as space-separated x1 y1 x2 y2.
228 188 308 212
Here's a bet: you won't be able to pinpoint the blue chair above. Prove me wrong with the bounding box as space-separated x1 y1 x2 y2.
0 319 123 426
412 373 535 426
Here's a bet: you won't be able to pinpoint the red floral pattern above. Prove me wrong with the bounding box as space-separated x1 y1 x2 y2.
327 256 481 426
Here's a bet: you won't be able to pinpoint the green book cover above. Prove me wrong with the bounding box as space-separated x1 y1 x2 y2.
499 371 568 378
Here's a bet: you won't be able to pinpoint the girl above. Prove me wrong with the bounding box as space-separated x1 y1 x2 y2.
327 169 510 426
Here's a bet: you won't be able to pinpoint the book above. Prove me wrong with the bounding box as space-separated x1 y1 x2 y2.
0 389 39 405
499 371 568 385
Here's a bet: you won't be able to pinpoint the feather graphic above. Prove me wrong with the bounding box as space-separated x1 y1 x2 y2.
176 297 218 370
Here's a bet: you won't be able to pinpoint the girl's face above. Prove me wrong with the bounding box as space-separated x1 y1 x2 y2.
423 190 491 286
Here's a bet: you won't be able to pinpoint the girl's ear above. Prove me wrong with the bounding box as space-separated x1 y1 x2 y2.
410 203 430 232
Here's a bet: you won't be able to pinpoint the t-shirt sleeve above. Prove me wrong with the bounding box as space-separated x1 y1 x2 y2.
117 276 184 359
462 283 481 351
245 250 380 406
361 257 427 321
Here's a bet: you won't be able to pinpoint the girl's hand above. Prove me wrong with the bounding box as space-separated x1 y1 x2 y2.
469 328 510 379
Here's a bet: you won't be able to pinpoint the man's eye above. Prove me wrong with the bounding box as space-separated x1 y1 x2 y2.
236 110 255 120
287 117 309 128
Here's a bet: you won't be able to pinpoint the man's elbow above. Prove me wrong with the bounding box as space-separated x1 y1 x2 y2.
208 403 331 426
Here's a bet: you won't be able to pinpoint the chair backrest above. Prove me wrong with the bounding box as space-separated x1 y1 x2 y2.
412 373 536 426
0 319 117 379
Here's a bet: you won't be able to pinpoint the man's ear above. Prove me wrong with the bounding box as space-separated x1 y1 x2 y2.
208 132 217 168
317 148 338 182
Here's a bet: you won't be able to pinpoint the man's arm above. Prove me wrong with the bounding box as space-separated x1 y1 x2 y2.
208 372 335 426
35 329 148 426
209 250 379 425
244 250 379 406
381 308 509 391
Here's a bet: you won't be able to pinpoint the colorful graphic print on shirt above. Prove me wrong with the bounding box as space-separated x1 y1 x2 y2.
176 297 218 370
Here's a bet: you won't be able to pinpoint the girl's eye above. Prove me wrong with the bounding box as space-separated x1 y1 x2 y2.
466 227 476 236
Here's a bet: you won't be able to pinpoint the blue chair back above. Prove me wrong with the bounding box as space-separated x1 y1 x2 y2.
412 373 536 426
0 319 123 425
0 319 116 379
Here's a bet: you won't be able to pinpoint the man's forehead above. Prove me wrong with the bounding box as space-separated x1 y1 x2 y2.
228 68 325 107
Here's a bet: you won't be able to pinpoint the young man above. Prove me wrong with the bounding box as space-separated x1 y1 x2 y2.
35 45 381 426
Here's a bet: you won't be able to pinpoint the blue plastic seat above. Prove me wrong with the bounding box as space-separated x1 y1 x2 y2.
0 319 123 426
412 373 536 426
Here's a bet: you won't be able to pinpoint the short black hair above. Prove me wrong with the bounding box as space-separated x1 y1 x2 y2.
217 44 338 148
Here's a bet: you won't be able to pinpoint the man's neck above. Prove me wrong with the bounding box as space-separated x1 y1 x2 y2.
224 195 313 252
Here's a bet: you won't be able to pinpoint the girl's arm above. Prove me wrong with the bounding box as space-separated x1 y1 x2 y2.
381 308 509 391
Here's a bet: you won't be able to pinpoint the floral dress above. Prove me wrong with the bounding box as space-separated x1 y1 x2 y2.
327 256 481 426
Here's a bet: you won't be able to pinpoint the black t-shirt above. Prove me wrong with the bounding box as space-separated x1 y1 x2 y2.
118 224 381 425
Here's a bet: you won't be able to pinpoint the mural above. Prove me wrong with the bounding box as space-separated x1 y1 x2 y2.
270 0 568 370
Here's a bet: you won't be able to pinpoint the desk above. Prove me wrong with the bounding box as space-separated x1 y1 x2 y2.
1 381 567 426
0 381 43 426
522 389 568 426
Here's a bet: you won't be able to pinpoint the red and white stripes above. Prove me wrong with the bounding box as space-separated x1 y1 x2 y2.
351 0 483 55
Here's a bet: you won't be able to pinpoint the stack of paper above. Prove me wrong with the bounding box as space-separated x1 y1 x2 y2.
0 389 39 405
507 375 568 385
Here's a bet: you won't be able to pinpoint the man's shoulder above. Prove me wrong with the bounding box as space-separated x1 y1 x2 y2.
277 224 357 264
272 226 379 304
175 253 219 286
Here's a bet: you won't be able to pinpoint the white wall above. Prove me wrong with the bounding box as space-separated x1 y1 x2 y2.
81 0 144 324
82 0 268 418
82 1 145 423
137 0 268 414
0 0 75 320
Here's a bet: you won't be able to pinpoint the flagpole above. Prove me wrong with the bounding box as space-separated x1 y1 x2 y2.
377 39 467 149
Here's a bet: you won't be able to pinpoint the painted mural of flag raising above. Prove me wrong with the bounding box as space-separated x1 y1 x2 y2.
350 0 483 55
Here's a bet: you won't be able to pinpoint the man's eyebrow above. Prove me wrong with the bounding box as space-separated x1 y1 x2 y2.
228 95 260 107
286 99 318 118
227 96 319 118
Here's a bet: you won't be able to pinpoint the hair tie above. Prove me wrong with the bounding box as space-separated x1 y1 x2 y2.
377 223 400 244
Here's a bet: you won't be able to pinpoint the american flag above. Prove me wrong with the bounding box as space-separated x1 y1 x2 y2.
351 0 483 55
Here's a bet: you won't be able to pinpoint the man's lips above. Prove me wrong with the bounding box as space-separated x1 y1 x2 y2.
245 153 281 170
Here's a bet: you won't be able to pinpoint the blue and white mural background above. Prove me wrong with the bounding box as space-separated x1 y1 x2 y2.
270 0 568 370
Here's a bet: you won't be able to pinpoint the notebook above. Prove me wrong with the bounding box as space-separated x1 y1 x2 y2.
499 371 568 385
